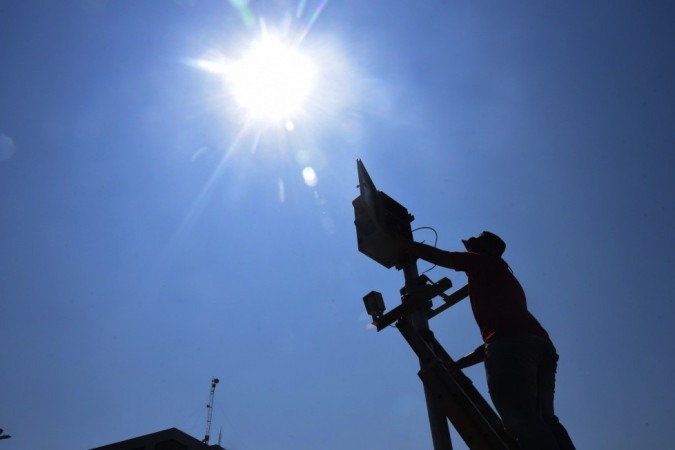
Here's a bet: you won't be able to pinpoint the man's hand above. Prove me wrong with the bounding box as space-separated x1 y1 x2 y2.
393 236 417 263
454 344 486 369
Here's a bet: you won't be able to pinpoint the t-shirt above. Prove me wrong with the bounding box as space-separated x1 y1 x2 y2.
447 251 549 342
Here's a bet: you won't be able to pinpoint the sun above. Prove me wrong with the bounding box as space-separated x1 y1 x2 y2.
226 36 317 122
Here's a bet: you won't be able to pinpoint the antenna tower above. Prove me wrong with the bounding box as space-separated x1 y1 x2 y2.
202 377 219 444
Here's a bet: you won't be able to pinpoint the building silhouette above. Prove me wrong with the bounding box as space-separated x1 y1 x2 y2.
89 427 227 450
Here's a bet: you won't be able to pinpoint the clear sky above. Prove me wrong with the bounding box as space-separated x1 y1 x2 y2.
1 1 674 449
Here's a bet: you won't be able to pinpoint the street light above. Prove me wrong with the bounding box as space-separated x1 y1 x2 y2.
352 159 452 450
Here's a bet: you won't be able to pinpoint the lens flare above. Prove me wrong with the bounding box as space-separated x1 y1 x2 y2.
302 166 318 187
0 133 16 161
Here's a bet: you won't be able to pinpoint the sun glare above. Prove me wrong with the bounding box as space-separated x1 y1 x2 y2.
227 36 316 121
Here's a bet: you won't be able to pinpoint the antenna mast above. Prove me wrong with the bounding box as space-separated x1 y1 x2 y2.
202 377 219 444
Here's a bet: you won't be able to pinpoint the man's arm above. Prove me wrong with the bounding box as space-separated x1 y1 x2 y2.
401 240 458 269
454 344 485 369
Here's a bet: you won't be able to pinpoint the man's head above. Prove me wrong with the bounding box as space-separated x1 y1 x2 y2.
462 231 506 257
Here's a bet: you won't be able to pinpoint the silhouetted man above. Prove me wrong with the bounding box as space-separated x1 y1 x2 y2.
404 231 575 450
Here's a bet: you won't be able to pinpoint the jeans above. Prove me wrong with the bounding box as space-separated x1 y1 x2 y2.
484 334 575 450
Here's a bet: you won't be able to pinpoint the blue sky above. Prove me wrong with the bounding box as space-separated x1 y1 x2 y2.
1 1 674 449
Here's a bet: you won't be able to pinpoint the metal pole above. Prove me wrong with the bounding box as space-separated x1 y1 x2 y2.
401 260 452 450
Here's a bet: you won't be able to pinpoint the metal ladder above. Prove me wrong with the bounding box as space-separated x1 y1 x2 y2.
396 318 516 449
